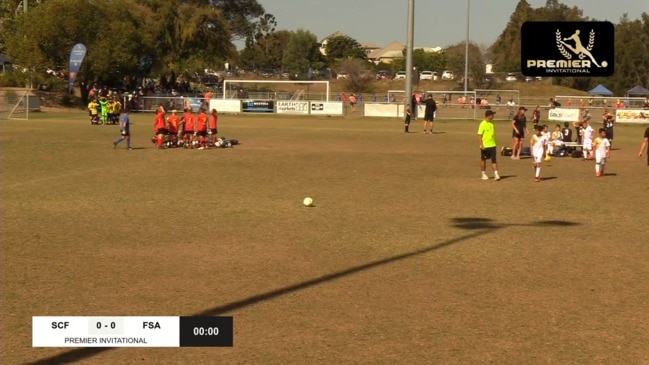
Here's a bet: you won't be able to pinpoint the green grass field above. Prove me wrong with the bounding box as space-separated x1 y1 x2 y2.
2 111 649 364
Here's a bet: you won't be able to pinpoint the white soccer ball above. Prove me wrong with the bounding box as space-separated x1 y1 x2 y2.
303 197 314 207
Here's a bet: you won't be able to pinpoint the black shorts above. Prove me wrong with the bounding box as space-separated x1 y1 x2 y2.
156 128 167 135
210 128 218 134
481 147 497 162
196 130 207 137
512 131 525 139
605 128 614 140
424 113 435 121
184 130 194 136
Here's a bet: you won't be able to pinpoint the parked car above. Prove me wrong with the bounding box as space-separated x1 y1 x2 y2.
506 72 518 82
336 71 349 80
376 70 392 80
441 70 455 80
359 70 372 79
318 69 332 79
394 71 407 80
419 71 437 81
262 69 274 78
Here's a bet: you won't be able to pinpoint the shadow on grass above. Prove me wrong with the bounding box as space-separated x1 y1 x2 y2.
28 217 580 365
540 176 558 181
497 175 517 180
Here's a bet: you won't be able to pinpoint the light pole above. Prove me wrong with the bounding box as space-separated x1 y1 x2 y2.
405 0 415 114
464 0 470 94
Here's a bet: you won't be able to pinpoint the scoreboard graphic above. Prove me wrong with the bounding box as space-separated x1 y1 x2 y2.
33 316 233 347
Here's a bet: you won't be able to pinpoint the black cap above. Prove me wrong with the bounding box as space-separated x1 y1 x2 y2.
485 110 496 117
519 106 528 111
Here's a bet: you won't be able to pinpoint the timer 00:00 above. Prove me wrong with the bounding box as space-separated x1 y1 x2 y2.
193 327 219 336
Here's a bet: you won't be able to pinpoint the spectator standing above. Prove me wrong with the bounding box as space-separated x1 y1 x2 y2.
511 106 528 160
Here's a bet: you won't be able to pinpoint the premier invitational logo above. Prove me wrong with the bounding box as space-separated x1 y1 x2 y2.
522 22 614 77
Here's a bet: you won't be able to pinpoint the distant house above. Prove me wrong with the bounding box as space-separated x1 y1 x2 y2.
361 42 382 56
318 31 347 56
367 41 405 65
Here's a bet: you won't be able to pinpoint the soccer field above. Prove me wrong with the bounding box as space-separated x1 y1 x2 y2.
2 111 649 364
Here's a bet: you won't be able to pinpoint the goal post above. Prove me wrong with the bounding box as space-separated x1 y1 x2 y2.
7 90 30 120
222 80 330 101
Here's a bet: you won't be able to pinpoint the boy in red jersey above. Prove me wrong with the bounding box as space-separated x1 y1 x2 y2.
154 105 167 149
183 108 196 148
167 109 181 146
209 109 219 144
196 108 209 149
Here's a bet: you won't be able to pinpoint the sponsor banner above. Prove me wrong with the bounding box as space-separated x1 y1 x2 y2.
209 99 241 113
548 108 581 122
363 103 401 118
521 21 614 77
615 109 649 124
242 100 274 113
68 43 87 93
276 100 309 114
310 101 343 115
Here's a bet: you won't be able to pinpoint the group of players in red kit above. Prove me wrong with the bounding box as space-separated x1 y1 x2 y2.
153 106 218 149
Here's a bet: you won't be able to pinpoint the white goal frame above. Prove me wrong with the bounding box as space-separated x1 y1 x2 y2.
8 91 30 120
222 80 330 101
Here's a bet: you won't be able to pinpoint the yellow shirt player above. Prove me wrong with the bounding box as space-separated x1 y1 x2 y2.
477 110 500 181
88 99 99 124
113 98 122 114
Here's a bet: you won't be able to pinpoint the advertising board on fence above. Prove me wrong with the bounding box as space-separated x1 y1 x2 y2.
310 101 343 116
548 108 581 122
615 109 649 124
210 99 241 113
276 100 310 114
242 100 274 113
364 103 401 118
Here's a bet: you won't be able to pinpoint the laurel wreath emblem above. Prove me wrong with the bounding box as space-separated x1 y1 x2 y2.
587 29 595 51
556 29 572 59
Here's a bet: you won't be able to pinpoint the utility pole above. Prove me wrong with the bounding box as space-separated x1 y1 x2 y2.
405 0 415 116
464 0 470 95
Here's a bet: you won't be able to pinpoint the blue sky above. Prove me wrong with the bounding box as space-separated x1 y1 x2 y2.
255 0 647 48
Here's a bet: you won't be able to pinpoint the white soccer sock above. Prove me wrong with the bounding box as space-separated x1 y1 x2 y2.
535 167 540 178
595 164 600 173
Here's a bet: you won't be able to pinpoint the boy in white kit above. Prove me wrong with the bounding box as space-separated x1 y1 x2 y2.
593 128 611 177
582 120 594 160
530 125 548 182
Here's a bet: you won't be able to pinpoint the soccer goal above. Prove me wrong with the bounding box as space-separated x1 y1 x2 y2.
221 80 331 101
7 90 30 120
472 89 521 120
424 90 478 120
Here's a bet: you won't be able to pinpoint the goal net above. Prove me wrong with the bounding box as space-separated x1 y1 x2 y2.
221 80 331 101
388 90 479 120
7 91 30 120
473 89 520 121
554 95 647 109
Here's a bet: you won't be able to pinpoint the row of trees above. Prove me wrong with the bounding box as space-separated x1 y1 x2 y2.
0 0 266 96
0 0 647 96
